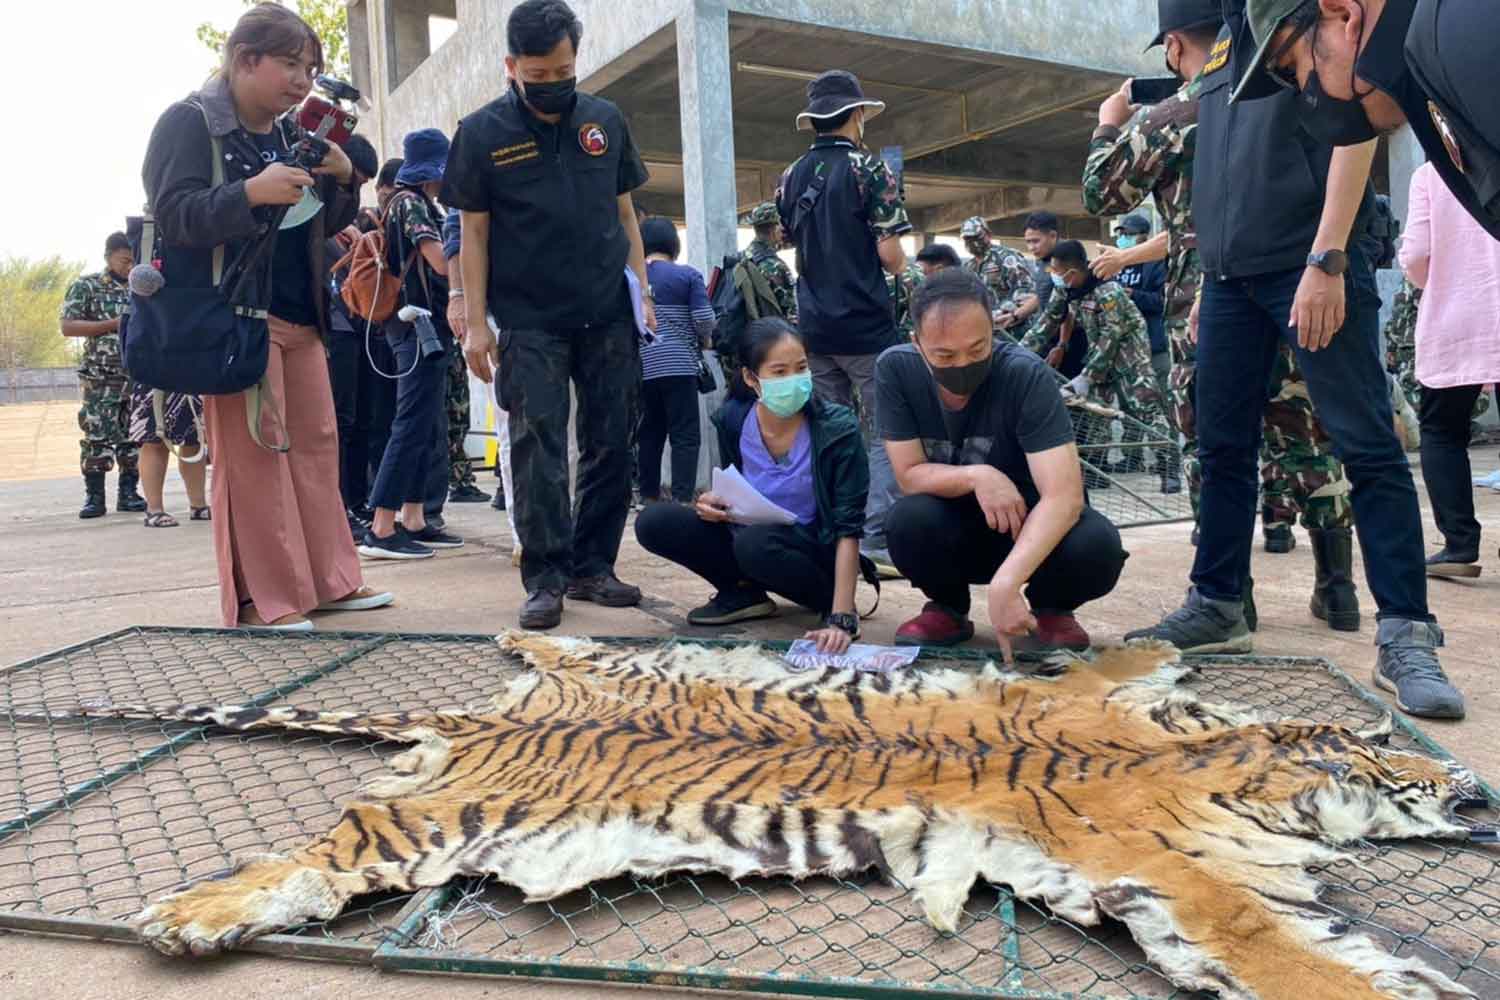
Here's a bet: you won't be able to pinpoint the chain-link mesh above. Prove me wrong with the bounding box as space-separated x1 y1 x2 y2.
2 629 1495 1000
1065 393 1193 529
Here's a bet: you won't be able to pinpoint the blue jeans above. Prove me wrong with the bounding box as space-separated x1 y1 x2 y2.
368 324 447 511
1194 260 1430 622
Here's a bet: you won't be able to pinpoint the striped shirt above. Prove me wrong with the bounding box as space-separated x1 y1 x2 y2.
641 260 715 381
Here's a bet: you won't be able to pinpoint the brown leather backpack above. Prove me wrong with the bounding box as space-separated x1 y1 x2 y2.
332 191 419 324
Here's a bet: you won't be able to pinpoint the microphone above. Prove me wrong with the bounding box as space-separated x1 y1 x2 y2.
129 263 165 298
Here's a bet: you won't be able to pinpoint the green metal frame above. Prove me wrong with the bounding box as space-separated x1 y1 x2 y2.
1 628 1493 1000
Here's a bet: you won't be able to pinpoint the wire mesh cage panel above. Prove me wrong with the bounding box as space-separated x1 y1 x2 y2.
2 629 1495 999
1066 395 1193 529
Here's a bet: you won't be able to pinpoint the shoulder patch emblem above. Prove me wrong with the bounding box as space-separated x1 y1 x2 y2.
1428 101 1465 175
579 123 609 157
1203 37 1231 75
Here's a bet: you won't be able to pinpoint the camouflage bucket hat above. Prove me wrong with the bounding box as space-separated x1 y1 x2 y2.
744 202 779 227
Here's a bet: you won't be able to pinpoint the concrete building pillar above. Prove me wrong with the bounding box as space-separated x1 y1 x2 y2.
675 0 738 273
1387 125 1426 230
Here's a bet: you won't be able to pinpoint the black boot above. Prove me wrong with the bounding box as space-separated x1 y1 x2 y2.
1242 573 1258 633
1309 528 1361 632
1263 523 1296 553
79 472 107 519
116 472 148 513
1155 449 1182 495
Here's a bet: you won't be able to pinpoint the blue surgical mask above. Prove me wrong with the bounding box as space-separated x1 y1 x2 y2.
1116 234 1138 249
757 371 813 418
1050 273 1068 290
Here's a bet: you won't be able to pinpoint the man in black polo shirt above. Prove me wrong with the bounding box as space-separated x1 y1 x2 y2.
776 69 911 577
877 270 1128 659
1235 0 1500 240
443 0 652 630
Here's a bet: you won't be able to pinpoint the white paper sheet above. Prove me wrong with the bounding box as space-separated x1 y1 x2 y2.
782 641 921 674
710 465 799 526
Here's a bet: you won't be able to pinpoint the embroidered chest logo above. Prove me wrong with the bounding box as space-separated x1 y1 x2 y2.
1428 101 1465 175
1203 37 1231 75
491 139 540 169
578 123 609 157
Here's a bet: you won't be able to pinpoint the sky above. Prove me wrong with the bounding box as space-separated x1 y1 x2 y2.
0 1 251 268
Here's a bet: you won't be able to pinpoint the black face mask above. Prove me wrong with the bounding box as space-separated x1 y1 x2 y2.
1299 70 1378 146
514 77 576 116
928 353 992 397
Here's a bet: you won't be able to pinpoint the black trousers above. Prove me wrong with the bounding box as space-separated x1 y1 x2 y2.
635 502 839 614
499 320 641 592
369 325 446 511
887 493 1127 615
637 375 702 502
1419 383 1486 555
327 330 376 511
367 331 398 491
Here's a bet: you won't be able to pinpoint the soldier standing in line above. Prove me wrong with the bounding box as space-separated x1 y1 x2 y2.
1025 240 1180 495
60 232 147 519
444 339 490 504
743 202 797 322
959 216 1033 338
1081 0 1357 607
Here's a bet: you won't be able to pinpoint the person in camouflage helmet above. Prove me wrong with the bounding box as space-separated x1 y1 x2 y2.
743 201 797 322
1083 0 1358 633
1027 240 1181 494
60 232 146 519
959 216 1032 336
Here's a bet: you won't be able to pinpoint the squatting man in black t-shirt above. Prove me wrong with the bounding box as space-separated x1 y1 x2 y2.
876 270 1128 660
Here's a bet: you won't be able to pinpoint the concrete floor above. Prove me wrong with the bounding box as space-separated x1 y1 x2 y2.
2 399 1498 999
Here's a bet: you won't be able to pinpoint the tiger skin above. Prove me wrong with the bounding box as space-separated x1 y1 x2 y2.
77 633 1488 1000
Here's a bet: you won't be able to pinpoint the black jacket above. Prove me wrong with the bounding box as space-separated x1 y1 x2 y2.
1115 259 1168 354
1192 8 1372 279
142 76 357 339
712 396 869 546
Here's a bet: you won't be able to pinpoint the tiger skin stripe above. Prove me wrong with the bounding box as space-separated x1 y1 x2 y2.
72 634 1484 1000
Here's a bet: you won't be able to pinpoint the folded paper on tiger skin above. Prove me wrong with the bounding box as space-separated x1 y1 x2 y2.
75 634 1491 999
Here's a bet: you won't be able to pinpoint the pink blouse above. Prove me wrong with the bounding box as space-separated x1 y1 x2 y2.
1398 162 1500 389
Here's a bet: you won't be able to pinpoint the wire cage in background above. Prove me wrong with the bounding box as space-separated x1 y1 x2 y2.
1064 388 1193 530
2 629 1496 999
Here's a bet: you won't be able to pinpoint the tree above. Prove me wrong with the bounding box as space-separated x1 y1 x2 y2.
198 0 349 81
0 257 86 370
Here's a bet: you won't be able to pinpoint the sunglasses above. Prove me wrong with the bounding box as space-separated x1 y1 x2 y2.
1263 3 1321 92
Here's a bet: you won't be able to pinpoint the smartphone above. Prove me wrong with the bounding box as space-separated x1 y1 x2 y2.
1128 76 1182 106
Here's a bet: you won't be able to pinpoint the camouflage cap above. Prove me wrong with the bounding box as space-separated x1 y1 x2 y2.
959 216 990 238
744 202 780 227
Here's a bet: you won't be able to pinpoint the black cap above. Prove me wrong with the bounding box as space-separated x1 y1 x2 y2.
1116 213 1152 235
1148 0 1224 49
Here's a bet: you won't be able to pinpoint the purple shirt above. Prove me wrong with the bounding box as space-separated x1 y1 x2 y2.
739 413 817 526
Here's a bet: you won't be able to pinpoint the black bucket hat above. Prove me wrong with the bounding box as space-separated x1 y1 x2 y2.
1147 0 1225 49
795 70 886 131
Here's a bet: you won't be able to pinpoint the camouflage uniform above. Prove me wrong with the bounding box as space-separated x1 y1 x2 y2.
743 203 797 322
61 271 138 477
960 222 1033 314
887 262 925 340
446 339 478 490
1081 75 1349 530
1026 281 1172 443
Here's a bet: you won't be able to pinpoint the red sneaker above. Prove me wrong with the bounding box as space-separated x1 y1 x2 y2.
1013 611 1091 653
895 603 975 647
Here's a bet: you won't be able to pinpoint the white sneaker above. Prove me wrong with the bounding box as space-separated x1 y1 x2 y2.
317 589 395 612
1471 469 1500 490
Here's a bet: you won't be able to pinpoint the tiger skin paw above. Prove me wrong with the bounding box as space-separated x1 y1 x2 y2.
136 859 346 956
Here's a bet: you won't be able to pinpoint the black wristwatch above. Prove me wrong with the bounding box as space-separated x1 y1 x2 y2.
826 612 859 638
1306 249 1349 276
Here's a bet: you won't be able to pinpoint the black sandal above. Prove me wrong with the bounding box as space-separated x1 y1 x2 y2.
190 506 212 521
143 511 179 528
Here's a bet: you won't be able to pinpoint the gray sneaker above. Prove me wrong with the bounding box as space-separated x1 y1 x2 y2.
1124 586 1253 654
1373 619 1465 720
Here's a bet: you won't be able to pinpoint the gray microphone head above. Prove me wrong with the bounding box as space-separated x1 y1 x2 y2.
128 263 165 298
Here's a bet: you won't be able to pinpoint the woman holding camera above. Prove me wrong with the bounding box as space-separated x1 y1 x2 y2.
142 4 391 629
634 318 870 653
358 129 464 560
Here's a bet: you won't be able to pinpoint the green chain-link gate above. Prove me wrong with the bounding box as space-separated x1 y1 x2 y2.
2 628 1496 998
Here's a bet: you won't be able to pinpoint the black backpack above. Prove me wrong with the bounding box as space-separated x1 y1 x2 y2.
707 250 786 371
